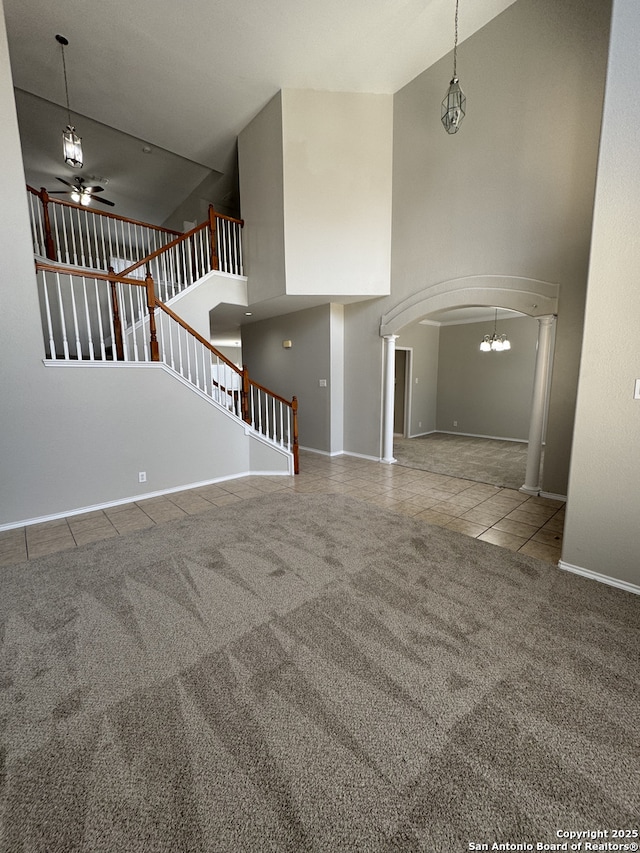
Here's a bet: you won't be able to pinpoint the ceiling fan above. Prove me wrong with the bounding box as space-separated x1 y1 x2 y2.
48 176 115 207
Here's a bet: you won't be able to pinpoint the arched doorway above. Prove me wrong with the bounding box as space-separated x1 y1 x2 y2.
379 275 559 495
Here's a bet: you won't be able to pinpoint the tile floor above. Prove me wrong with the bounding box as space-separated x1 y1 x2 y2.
0 451 564 567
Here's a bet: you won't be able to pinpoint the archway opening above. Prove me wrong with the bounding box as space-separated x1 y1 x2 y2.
380 276 559 494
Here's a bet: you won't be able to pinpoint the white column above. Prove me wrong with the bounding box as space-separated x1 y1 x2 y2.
382 334 398 463
521 315 556 495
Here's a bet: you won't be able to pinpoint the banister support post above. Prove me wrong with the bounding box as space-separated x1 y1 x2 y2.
208 204 219 270
241 365 251 424
145 273 160 362
40 188 57 261
292 396 299 475
108 267 125 361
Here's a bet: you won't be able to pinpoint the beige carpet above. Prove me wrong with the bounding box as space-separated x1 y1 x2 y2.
0 493 637 851
394 433 536 490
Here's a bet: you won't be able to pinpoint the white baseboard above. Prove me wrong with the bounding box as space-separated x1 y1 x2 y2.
300 446 382 463
540 490 567 502
558 560 640 596
406 430 437 439
437 430 528 443
0 470 290 533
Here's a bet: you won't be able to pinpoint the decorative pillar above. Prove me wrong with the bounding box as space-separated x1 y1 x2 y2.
382 334 399 463
521 315 556 495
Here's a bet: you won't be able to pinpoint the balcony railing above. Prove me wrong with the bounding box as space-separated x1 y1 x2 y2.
27 186 245 295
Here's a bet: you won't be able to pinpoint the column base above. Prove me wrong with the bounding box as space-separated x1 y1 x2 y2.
519 484 540 496
381 457 397 465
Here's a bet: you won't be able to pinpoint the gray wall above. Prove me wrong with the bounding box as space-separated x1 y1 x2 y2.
343 0 611 496
436 316 538 440
0 8 287 529
562 0 640 587
241 305 333 453
395 322 440 437
238 93 287 303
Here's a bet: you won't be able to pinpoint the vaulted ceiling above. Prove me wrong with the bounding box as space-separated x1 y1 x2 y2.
5 0 517 224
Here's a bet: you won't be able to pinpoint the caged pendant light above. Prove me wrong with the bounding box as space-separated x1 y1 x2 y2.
441 0 466 134
56 34 83 169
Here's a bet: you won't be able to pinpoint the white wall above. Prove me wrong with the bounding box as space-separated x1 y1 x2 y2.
561 0 640 588
436 316 538 440
238 90 393 305
281 90 393 297
343 0 611 497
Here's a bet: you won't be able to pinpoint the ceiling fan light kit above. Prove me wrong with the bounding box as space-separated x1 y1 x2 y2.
56 34 83 168
48 176 115 207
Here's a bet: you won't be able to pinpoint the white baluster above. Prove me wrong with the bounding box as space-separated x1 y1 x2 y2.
55 272 70 359
120 283 131 361
41 271 56 358
80 276 94 360
94 277 107 360
167 309 176 369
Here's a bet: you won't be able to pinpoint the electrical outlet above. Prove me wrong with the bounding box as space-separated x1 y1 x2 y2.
319 379 327 387
138 472 147 483
418 421 422 428
453 421 458 427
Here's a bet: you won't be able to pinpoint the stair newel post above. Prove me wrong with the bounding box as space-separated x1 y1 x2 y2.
108 267 125 361
241 365 251 424
40 187 57 261
208 204 220 271
145 273 160 362
292 396 299 475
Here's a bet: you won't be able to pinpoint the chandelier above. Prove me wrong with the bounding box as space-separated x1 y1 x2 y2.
480 310 511 352
441 0 466 134
56 34 83 169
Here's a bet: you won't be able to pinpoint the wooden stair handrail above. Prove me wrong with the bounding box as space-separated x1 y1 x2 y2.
247 376 297 408
117 221 209 278
154 299 243 375
35 260 149 288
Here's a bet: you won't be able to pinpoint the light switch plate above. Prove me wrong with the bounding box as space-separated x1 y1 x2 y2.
634 379 640 399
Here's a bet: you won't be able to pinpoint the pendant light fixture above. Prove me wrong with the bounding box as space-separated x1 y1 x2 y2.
441 0 466 134
480 309 511 352
56 34 83 169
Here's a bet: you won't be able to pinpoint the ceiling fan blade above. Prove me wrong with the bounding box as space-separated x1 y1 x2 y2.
56 177 75 188
47 190 71 194
91 195 115 207
83 186 104 193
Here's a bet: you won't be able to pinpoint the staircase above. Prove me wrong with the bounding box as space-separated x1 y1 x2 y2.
27 186 299 474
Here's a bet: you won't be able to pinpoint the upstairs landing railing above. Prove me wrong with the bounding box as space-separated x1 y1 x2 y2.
27 186 180 271
114 203 243 303
27 187 245 303
35 261 298 474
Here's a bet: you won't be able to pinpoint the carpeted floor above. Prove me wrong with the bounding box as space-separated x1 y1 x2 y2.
0 493 637 851
393 433 537 490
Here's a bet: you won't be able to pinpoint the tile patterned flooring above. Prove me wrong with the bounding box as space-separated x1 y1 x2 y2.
0 451 564 568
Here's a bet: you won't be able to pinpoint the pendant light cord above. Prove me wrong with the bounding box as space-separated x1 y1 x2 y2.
453 0 459 79
59 42 72 126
